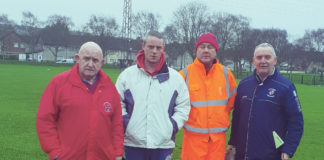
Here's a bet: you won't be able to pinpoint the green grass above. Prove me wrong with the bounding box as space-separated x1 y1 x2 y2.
0 63 323 159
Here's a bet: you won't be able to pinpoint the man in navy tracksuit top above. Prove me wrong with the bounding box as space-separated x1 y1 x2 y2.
227 43 304 160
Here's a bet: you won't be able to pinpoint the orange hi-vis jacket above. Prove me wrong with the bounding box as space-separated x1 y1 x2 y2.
179 58 237 140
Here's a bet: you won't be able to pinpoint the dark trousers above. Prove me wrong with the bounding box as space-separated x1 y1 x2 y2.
124 146 173 160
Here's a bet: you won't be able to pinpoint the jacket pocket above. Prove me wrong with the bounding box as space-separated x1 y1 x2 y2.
169 118 178 141
189 84 200 96
168 91 179 141
123 89 134 132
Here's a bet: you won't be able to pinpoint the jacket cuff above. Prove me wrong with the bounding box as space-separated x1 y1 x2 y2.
281 147 294 158
49 149 61 160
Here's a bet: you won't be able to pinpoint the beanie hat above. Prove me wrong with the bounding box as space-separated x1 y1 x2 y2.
195 33 219 52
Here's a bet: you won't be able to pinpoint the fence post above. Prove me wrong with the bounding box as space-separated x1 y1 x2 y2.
301 75 303 84
312 75 316 85
288 74 291 81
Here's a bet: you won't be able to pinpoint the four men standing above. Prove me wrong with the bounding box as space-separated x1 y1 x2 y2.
37 32 303 160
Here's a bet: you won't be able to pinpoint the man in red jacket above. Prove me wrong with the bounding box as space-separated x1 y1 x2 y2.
36 42 124 160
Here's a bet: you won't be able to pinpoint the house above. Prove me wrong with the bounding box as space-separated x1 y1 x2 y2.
0 31 26 60
40 33 141 65
0 25 44 61
0 24 145 66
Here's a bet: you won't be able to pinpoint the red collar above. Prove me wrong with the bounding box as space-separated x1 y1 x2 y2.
136 50 165 76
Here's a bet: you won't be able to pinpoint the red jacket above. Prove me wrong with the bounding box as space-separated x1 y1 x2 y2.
36 64 123 160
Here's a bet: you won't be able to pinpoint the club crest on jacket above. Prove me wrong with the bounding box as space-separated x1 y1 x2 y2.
267 88 276 97
104 102 112 112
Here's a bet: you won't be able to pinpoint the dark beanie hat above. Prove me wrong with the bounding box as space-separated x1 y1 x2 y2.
195 33 219 52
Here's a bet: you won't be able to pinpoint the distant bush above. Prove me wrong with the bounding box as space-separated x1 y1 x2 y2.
0 59 120 69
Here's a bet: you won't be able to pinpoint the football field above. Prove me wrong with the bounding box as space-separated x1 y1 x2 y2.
0 64 323 159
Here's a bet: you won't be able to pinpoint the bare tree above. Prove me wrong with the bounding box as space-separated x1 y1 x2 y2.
20 11 43 55
46 14 74 29
240 29 263 71
83 15 119 37
42 15 73 61
0 14 15 32
296 29 324 52
311 29 324 52
0 14 15 25
210 13 250 64
295 28 324 75
172 1 210 60
21 11 40 28
132 11 160 39
163 24 186 68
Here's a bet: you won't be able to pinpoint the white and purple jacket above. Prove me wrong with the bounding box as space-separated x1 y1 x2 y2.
115 63 190 149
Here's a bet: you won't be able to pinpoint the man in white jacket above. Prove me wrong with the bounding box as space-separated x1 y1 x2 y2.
115 31 190 160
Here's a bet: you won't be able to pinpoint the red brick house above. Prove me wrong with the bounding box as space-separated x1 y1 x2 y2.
0 31 26 57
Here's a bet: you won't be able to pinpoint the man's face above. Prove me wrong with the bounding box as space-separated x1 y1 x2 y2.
253 47 277 78
75 48 104 80
196 42 217 65
142 36 164 65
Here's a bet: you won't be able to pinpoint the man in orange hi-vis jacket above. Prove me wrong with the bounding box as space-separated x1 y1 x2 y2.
179 33 237 160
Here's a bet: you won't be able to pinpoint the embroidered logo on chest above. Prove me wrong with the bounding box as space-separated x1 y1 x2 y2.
267 88 276 98
103 102 112 112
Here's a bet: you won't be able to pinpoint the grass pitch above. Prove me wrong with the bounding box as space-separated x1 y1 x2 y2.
0 63 323 159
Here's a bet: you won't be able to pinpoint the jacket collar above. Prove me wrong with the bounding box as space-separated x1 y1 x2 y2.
193 58 218 73
136 50 166 76
155 62 169 83
68 64 107 88
136 50 169 83
254 68 278 84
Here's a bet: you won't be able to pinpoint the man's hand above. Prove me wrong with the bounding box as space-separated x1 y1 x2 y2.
115 156 123 160
281 153 290 160
225 145 235 160
226 145 235 153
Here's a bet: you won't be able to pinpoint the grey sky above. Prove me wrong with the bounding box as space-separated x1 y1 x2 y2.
1 0 323 40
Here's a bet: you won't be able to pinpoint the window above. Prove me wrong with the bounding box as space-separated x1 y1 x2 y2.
14 42 19 48
20 44 25 48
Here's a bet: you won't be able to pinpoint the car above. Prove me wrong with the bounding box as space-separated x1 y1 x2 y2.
56 59 75 64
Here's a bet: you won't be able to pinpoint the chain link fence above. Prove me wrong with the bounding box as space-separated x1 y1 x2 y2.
233 71 324 86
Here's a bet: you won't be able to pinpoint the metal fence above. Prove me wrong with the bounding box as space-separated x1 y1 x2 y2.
233 71 324 86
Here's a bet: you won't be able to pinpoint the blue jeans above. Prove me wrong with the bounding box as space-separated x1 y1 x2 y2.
124 146 173 160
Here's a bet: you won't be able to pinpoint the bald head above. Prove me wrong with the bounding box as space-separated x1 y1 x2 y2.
75 41 104 83
78 41 103 57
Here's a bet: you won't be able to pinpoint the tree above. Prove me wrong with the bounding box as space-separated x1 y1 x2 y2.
296 29 324 75
163 24 186 68
46 14 74 29
171 1 210 60
20 11 43 56
82 15 120 58
21 11 40 29
210 13 250 65
132 11 160 40
0 14 15 25
296 29 324 52
83 15 119 37
240 29 263 72
42 15 72 61
259 29 289 68
0 14 15 32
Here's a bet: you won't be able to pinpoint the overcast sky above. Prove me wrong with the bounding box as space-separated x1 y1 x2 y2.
1 0 323 40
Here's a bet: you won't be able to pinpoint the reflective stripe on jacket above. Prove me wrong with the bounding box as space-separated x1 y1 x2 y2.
179 58 237 138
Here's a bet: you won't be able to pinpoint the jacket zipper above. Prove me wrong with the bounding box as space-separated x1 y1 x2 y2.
244 82 262 160
145 77 152 148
